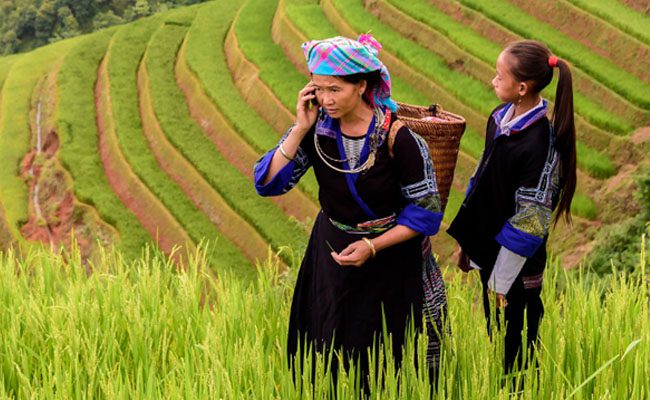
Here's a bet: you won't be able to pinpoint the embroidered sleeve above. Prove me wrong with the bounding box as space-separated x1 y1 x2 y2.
254 125 312 196
393 126 443 236
495 137 561 257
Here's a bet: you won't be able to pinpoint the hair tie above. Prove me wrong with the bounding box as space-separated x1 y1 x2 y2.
548 56 559 68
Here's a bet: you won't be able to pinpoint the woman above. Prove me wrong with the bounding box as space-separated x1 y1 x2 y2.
254 35 448 388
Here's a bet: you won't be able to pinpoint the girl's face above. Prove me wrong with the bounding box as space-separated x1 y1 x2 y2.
312 74 366 119
492 51 524 103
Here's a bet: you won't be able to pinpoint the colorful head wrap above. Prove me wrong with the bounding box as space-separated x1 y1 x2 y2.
301 34 398 112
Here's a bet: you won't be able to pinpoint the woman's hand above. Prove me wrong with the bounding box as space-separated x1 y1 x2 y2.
295 81 320 132
331 240 373 267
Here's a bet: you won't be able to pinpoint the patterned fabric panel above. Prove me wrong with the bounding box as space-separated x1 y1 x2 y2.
400 130 442 214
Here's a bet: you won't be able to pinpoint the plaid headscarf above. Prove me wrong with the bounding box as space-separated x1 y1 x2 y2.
301 34 397 112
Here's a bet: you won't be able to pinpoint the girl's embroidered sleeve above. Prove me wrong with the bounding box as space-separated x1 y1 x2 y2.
393 127 443 236
495 144 561 257
254 125 312 196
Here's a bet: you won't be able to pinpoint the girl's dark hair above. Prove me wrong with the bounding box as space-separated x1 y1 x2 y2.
339 70 382 108
505 40 576 226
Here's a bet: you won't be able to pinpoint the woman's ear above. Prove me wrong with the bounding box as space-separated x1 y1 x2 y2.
358 80 368 96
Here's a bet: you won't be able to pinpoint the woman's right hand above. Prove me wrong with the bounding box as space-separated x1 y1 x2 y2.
295 81 320 132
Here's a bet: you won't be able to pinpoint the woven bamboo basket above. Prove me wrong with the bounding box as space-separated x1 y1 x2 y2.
396 102 466 211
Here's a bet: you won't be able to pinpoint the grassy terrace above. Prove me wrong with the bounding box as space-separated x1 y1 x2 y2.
106 14 257 276
145 9 308 259
381 0 637 137
506 0 650 83
324 0 615 179
566 0 650 47
426 0 650 131
0 38 80 242
56 31 151 260
0 55 17 246
184 0 319 201
458 0 650 110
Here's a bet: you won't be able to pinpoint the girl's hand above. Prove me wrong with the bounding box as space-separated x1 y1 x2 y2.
488 289 508 308
456 247 471 272
295 81 320 132
331 240 373 267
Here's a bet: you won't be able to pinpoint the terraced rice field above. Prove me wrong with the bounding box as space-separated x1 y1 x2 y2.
0 0 647 275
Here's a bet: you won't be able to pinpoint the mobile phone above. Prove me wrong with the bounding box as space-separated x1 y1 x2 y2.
309 88 320 107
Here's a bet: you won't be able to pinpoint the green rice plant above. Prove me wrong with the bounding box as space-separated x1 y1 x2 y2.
571 193 598 220
576 141 617 179
56 31 151 260
145 17 308 258
0 38 80 241
107 15 254 278
566 0 650 46
458 0 650 110
385 0 635 136
183 0 319 200
0 237 647 398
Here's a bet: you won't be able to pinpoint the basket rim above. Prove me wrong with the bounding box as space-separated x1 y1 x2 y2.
395 101 466 123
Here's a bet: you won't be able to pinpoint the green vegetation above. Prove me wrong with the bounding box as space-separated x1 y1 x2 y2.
0 0 209 55
576 141 616 179
566 0 650 46
184 0 319 200
56 31 150 259
571 193 598 220
107 14 253 277
145 15 308 257
385 0 635 135
0 37 78 241
0 242 647 398
588 167 650 274
458 0 650 109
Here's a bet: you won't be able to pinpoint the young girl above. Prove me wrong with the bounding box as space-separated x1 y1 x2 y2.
448 40 576 372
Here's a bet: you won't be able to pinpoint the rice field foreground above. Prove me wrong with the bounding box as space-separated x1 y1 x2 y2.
0 239 648 399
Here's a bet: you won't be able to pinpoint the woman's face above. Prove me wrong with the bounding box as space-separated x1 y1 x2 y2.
312 74 366 119
492 51 522 103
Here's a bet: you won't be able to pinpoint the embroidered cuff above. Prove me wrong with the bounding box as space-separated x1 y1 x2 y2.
397 203 443 236
254 149 296 196
495 222 543 258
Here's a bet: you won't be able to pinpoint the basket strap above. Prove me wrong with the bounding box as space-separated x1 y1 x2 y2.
388 119 405 159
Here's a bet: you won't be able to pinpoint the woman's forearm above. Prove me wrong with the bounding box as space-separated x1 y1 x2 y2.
262 126 309 185
371 224 420 252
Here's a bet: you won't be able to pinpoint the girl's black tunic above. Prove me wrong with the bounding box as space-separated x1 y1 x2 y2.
254 109 446 368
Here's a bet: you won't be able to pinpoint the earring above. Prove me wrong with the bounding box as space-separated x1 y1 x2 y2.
517 95 522 106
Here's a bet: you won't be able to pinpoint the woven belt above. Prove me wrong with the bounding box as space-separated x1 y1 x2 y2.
329 214 397 234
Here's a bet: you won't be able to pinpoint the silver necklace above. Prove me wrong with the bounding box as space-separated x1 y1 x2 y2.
313 108 385 174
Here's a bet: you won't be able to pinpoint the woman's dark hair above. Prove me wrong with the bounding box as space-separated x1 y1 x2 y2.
339 70 382 108
505 40 576 226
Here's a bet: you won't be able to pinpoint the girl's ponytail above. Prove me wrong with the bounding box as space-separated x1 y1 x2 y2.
552 59 576 226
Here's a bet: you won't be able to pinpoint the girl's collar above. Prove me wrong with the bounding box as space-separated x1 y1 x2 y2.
492 98 548 137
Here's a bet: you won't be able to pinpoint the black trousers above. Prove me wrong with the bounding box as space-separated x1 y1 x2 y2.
479 268 544 373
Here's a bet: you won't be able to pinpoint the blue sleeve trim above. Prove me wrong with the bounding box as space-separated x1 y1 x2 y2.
397 203 443 236
465 177 474 197
254 149 296 196
495 222 544 258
